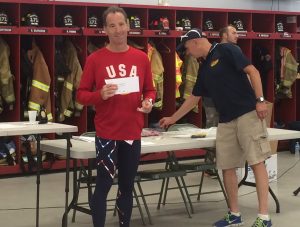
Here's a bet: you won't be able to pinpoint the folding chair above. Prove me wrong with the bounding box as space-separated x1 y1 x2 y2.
161 124 229 213
135 154 192 224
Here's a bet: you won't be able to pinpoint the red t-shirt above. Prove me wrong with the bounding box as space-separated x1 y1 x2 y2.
77 46 156 140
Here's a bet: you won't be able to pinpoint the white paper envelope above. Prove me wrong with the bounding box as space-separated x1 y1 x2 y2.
105 76 140 94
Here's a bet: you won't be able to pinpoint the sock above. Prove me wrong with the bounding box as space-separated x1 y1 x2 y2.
230 211 241 216
258 214 270 221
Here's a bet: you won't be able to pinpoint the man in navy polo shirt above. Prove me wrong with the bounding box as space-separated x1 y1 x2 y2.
159 28 272 227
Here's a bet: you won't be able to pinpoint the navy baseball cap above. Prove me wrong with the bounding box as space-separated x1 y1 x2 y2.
176 28 207 54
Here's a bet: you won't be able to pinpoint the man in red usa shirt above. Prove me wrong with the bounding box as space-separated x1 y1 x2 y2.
77 6 155 227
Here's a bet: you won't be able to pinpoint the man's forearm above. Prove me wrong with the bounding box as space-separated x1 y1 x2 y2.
171 95 200 122
245 65 264 98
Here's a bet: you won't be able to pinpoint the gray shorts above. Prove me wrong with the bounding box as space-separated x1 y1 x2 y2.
216 110 271 169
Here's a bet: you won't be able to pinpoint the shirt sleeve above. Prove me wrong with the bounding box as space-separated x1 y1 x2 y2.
76 55 103 106
142 54 156 101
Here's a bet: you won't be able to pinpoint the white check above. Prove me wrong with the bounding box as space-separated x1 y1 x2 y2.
105 76 140 94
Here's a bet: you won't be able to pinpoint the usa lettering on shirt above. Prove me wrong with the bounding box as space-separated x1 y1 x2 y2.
105 64 137 78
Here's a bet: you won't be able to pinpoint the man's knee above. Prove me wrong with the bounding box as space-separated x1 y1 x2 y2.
222 168 238 178
250 161 266 170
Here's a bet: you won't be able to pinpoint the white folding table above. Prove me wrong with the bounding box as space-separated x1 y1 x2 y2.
40 127 300 227
0 122 78 227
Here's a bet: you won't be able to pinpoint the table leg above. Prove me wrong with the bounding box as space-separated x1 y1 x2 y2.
36 134 41 227
293 187 300 196
62 133 72 227
71 159 78 222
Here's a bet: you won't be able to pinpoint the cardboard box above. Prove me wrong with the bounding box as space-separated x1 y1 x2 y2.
265 101 273 127
270 140 278 155
265 101 278 154
236 154 277 183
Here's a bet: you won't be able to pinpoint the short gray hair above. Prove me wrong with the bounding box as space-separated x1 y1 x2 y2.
102 6 128 27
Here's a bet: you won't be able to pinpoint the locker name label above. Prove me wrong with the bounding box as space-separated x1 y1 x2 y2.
28 28 47 33
208 32 219 37
128 30 143 35
257 33 271 38
94 29 106 34
0 27 12 32
155 30 170 36
237 33 247 37
63 29 78 34
281 33 292 38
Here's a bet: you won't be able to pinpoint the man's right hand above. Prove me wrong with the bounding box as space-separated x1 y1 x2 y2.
159 117 176 129
101 84 118 100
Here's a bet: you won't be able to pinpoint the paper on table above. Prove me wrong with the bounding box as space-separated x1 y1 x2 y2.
163 127 217 138
105 76 140 95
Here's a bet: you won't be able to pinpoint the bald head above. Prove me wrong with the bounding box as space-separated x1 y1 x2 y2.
184 37 212 59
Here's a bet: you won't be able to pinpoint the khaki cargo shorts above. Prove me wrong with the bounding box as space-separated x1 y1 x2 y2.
216 110 271 170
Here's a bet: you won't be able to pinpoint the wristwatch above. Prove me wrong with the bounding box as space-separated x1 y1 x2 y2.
256 96 265 103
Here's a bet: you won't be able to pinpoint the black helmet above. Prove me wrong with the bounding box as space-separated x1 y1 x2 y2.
233 19 244 31
129 16 141 29
88 15 98 28
182 17 191 31
204 18 214 31
0 11 8 25
62 13 73 27
276 21 284 32
22 12 39 26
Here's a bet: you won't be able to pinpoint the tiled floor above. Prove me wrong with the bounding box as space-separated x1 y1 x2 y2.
1 150 300 227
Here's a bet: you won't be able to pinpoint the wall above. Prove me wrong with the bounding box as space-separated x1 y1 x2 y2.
52 0 300 12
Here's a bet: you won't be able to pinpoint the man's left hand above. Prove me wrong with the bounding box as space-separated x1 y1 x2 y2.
137 99 153 113
256 102 268 120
